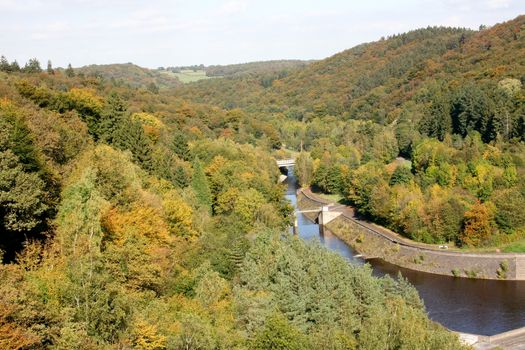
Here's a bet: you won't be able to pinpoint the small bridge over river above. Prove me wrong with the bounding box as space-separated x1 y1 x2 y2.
276 158 295 167
292 204 343 235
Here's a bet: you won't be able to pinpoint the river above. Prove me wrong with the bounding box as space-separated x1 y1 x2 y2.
284 168 525 336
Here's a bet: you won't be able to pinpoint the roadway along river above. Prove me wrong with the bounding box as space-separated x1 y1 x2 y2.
283 167 525 336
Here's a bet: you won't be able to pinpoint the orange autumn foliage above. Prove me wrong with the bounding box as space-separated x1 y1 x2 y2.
0 303 40 350
460 201 495 247
103 205 171 244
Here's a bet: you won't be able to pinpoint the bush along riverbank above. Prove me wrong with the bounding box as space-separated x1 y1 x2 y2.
297 189 525 280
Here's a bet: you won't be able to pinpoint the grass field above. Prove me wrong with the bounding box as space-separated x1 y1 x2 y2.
162 69 213 83
502 240 525 253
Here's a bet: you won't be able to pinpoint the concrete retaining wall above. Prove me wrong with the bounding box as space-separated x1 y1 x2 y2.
297 190 525 280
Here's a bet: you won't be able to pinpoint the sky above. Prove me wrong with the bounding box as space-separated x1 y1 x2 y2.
1 0 525 68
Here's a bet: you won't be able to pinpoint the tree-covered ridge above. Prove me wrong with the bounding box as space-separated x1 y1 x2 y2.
174 16 525 121
162 59 313 78
74 63 183 90
0 61 466 348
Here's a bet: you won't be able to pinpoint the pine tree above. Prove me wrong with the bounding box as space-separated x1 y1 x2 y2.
65 63 75 77
46 60 54 74
99 92 127 144
10 60 20 72
0 56 11 72
113 117 153 170
191 158 212 212
173 165 189 188
172 132 191 161
23 58 42 73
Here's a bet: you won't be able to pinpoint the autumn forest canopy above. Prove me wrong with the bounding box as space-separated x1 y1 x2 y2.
2 14 525 350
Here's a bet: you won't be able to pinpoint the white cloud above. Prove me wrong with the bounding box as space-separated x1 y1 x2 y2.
31 21 69 40
0 0 44 11
485 0 511 9
218 0 248 16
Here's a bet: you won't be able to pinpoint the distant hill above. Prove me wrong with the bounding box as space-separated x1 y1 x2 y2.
174 15 525 122
75 63 182 90
163 60 313 78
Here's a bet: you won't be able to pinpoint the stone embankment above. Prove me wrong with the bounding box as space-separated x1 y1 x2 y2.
297 188 525 280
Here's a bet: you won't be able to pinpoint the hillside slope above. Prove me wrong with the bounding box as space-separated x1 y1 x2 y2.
76 62 182 90
174 15 525 123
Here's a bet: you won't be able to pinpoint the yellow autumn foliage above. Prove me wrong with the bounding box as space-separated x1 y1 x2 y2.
132 112 167 142
132 320 167 350
103 205 170 244
162 190 195 237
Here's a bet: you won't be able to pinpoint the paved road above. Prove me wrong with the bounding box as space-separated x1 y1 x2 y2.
474 335 525 350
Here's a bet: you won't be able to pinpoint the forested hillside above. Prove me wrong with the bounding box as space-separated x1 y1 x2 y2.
0 56 466 348
75 63 182 90
163 59 312 77
175 15 525 250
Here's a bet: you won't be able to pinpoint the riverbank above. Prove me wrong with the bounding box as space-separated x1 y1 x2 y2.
297 188 525 280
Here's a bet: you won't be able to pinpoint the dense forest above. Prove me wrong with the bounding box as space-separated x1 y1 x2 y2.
75 63 183 91
175 15 525 250
0 48 466 349
161 60 312 78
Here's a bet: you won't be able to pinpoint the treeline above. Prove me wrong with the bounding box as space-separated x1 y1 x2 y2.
0 59 466 348
77 63 182 90
160 60 311 78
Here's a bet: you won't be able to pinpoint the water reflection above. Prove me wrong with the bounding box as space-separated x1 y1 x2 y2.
284 167 525 336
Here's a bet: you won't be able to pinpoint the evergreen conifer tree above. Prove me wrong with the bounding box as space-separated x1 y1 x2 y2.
23 58 42 73
0 56 11 72
99 92 127 144
65 63 75 77
173 165 189 188
46 60 54 74
172 132 191 161
191 158 212 212
114 117 153 170
10 60 20 72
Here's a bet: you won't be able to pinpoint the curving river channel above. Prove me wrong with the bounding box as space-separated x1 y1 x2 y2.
283 167 525 336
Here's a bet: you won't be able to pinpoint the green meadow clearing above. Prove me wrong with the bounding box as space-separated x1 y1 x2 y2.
162 69 214 83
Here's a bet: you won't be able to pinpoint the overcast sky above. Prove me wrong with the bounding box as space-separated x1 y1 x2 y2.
1 0 525 68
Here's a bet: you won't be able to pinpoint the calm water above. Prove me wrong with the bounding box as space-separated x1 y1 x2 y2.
284 168 525 336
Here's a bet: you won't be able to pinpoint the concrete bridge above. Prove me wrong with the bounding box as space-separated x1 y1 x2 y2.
276 158 295 167
292 205 342 235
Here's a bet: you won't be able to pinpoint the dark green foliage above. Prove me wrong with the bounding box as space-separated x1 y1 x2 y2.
172 132 191 161
65 63 75 77
10 60 20 72
0 150 47 232
23 58 42 73
0 55 11 72
312 164 342 194
451 83 496 142
98 92 127 144
173 165 189 188
0 112 40 172
389 165 413 185
46 60 54 75
419 90 451 141
191 158 212 211
113 117 153 170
